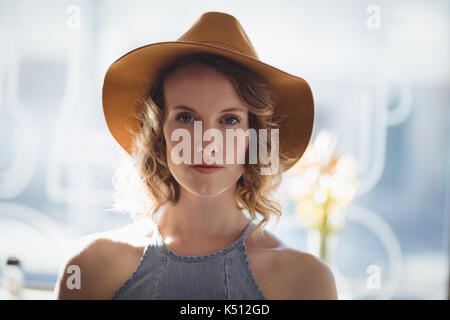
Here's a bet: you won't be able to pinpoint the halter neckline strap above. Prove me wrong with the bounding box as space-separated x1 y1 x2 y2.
153 220 254 261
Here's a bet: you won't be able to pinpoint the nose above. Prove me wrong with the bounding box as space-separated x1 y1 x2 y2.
193 121 224 164
195 135 221 155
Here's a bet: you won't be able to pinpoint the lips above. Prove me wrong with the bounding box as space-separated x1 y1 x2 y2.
190 165 224 168
190 165 224 174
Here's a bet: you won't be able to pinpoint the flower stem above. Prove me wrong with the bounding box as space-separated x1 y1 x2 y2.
319 193 331 263
319 214 329 263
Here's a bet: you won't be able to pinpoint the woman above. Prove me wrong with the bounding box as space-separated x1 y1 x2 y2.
55 11 337 300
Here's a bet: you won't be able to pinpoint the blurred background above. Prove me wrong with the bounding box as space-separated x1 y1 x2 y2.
0 0 448 299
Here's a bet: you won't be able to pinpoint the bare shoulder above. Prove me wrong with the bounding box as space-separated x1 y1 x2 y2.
54 223 151 300
273 247 338 300
246 227 338 300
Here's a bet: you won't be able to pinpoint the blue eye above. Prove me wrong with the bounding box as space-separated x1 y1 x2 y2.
175 113 241 125
176 113 194 123
221 115 241 125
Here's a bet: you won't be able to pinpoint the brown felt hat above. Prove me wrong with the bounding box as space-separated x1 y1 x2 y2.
102 11 314 171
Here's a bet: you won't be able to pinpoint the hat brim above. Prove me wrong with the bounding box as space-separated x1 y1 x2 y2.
102 41 314 171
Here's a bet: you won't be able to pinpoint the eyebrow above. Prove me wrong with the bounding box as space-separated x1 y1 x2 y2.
173 105 246 114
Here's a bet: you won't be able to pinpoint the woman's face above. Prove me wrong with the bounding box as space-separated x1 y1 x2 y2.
162 64 250 197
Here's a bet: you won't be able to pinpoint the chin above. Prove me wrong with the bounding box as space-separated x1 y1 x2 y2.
174 174 236 197
183 181 231 197
169 165 243 197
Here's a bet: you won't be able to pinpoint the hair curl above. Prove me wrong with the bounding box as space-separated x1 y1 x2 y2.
110 52 297 239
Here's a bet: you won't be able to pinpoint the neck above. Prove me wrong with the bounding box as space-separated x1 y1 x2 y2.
156 184 250 241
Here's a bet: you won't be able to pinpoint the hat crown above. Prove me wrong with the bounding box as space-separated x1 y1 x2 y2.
177 11 259 59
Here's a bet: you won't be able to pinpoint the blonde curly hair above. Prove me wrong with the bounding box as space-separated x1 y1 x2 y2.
110 52 297 239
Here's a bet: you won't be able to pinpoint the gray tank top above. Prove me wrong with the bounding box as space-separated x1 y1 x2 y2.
111 220 266 300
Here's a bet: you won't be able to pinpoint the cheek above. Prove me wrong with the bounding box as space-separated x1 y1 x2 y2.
231 133 250 164
223 131 250 165
164 139 178 173
163 123 180 163
163 121 175 144
163 123 194 172
162 127 171 161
